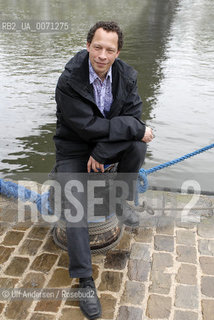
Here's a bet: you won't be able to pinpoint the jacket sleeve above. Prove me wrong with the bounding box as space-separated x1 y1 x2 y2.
91 79 146 163
56 76 145 143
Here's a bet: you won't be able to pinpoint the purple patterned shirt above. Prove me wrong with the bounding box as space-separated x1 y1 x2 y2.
89 59 113 117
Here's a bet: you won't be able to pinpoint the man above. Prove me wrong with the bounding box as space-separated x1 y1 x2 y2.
54 21 153 320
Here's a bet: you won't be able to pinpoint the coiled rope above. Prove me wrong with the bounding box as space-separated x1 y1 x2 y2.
136 143 214 205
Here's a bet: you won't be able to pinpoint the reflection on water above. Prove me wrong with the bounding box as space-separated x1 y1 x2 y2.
0 0 213 192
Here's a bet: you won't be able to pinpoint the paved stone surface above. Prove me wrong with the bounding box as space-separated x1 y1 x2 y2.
175 285 198 309
197 219 214 238
120 280 145 305
151 252 173 270
130 243 151 261
30 253 58 273
128 259 151 281
201 300 214 320
34 300 62 313
1 230 25 246
46 268 73 287
199 256 214 275
104 250 130 269
134 227 153 242
21 272 46 288
175 264 197 285
18 239 43 256
30 313 56 320
156 223 174 235
117 306 143 320
0 190 213 319
59 308 85 320
98 271 123 292
4 299 33 319
201 276 214 297
149 271 171 294
146 294 171 319
176 245 197 263
198 239 214 256
100 294 117 319
176 229 196 246
154 235 174 252
114 230 132 250
174 310 198 320
0 246 14 264
4 256 30 276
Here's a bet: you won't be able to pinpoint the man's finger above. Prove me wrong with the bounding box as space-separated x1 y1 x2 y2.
92 161 98 172
87 159 92 173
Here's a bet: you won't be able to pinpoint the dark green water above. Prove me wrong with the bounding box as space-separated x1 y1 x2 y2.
0 0 213 192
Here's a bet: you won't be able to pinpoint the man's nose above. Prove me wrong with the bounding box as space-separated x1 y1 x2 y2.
98 49 107 60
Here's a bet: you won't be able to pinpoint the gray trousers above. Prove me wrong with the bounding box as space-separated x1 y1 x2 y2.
55 141 147 278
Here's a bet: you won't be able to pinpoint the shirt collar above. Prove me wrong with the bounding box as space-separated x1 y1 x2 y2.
89 59 112 84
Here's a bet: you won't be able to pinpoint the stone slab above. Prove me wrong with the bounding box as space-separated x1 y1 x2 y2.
174 310 198 320
98 271 123 292
200 257 214 275
176 246 197 264
198 239 214 256
201 277 214 297
154 235 174 252
146 294 171 319
201 300 214 320
120 280 145 305
117 306 143 320
176 264 197 285
175 285 198 309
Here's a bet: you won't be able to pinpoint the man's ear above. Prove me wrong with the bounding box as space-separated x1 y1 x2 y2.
116 50 120 58
86 42 91 52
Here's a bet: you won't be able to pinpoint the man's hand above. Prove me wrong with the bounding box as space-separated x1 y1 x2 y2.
87 156 104 173
142 126 154 143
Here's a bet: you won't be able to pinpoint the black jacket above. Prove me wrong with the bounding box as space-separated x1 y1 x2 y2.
54 49 145 163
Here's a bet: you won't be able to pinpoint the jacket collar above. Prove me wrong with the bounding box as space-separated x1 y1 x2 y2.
63 49 135 117
89 59 112 84
65 50 121 97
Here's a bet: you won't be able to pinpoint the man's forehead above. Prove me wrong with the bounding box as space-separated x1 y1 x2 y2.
92 29 118 47
93 28 118 40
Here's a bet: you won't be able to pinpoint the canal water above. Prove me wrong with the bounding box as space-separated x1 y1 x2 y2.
0 0 213 193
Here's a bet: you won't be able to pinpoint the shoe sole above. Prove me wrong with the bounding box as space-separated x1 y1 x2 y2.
80 300 102 320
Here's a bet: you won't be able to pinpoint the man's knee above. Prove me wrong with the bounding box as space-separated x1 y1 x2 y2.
129 141 147 160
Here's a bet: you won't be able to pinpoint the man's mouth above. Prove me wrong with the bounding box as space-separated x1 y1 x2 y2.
96 62 106 66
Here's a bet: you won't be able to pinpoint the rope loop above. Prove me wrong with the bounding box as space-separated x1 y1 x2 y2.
135 168 148 206
138 168 149 193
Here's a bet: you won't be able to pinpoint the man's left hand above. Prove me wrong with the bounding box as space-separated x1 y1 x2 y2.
87 156 104 173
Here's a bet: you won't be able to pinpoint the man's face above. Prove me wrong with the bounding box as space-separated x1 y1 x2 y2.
87 28 120 81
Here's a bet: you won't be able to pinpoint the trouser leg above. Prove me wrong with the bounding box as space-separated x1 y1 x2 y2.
55 158 92 278
116 141 147 173
116 141 147 200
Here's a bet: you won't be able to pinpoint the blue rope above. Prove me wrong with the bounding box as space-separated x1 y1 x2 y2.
0 179 51 215
1 143 214 212
135 143 214 205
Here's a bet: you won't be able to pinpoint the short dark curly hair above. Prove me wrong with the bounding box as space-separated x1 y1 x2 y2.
87 21 123 51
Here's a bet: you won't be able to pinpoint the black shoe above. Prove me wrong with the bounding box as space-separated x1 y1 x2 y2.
79 278 102 320
116 202 139 227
